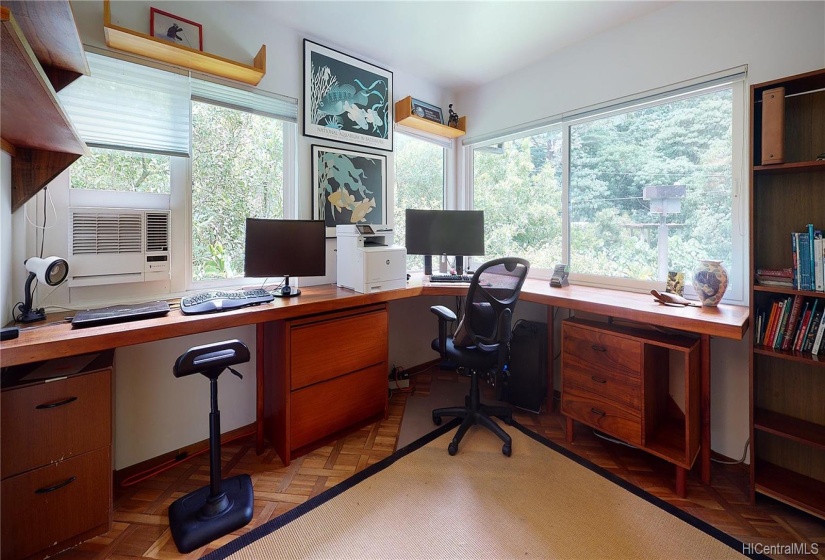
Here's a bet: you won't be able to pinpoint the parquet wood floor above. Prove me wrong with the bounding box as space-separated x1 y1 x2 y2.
51 367 823 559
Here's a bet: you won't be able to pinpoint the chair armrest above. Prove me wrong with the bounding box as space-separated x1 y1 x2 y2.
430 305 457 322
430 305 456 359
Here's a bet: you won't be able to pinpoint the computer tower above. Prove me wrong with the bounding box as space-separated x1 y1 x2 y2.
506 320 548 413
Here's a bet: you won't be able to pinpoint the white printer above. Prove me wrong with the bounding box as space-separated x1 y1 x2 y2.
336 224 407 294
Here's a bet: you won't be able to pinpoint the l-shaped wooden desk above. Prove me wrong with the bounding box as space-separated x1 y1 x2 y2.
1 279 748 485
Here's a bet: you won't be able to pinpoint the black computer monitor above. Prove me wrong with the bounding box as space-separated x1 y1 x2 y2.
244 218 326 297
405 209 484 274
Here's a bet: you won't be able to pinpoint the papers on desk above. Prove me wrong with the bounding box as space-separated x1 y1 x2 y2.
22 354 98 382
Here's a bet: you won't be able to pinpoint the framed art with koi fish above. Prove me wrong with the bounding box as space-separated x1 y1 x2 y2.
312 145 387 237
304 39 393 151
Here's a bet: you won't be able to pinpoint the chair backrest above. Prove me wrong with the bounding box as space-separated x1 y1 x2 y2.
457 257 530 354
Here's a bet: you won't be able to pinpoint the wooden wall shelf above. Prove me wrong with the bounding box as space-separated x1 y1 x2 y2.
395 96 466 139
0 3 89 212
103 0 265 86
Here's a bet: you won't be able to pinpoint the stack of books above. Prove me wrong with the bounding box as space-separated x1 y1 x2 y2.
755 294 825 355
755 267 793 287
791 224 825 292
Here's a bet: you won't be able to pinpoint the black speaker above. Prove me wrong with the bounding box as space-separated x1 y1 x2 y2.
506 320 548 413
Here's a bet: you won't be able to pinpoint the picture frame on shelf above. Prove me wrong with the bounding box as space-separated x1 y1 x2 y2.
304 39 393 152
312 145 387 238
410 98 443 124
150 7 203 51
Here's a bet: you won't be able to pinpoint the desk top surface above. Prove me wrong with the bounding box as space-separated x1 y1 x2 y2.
0 280 748 367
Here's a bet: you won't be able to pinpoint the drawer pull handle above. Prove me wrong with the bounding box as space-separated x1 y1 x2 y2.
35 476 76 494
590 407 606 417
591 375 607 384
36 396 78 410
591 345 607 352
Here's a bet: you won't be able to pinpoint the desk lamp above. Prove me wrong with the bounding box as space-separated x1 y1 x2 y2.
17 256 69 323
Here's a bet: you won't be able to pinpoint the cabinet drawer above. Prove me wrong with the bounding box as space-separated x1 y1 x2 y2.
1 369 111 478
562 365 641 411
291 310 387 389
291 363 387 450
562 388 641 446
1 447 111 560
562 322 641 378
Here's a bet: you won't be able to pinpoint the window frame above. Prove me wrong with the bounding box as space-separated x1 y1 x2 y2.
466 74 747 305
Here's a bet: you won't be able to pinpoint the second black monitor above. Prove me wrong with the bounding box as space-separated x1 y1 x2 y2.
405 209 485 263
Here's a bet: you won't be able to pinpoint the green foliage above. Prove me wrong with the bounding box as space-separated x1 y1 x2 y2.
191 101 285 281
70 148 170 193
394 134 445 270
473 132 563 269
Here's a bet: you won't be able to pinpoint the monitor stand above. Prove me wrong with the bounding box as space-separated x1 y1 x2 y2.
272 275 300 297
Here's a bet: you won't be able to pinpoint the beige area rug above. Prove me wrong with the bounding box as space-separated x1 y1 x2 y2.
207 420 756 560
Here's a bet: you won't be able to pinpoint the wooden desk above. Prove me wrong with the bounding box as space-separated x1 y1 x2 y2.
1 280 748 483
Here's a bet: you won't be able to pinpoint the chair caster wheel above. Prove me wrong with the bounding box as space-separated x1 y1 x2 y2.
448 442 458 456
502 443 511 457
433 414 442 426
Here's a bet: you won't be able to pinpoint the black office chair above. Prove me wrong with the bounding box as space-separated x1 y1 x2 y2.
168 340 254 553
431 257 530 456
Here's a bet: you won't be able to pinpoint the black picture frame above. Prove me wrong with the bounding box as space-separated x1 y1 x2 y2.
311 145 387 237
303 39 393 152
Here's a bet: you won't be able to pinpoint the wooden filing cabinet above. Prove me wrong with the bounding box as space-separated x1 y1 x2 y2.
1 352 113 560
263 304 389 465
561 318 700 496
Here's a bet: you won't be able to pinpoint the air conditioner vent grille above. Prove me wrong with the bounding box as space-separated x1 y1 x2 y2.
146 212 170 252
71 212 142 255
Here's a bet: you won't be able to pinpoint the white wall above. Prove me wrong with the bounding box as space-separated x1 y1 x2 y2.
1 152 11 327
454 1 824 460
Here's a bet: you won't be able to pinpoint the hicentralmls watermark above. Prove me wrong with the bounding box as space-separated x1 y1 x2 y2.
742 542 819 555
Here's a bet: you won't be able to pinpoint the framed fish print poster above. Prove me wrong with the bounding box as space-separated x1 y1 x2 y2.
304 39 393 152
312 145 387 237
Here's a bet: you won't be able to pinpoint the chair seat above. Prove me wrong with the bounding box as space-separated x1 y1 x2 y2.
431 336 498 371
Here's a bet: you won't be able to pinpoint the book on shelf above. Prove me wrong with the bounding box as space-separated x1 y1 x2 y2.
780 294 804 351
803 307 823 352
756 277 793 287
814 232 824 292
812 310 825 355
794 299 817 351
792 232 799 289
756 267 794 278
799 231 812 291
761 301 780 347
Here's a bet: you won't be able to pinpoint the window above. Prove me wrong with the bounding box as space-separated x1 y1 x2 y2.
468 75 744 303
569 86 735 285
393 132 445 270
61 52 298 293
191 100 286 281
472 127 563 269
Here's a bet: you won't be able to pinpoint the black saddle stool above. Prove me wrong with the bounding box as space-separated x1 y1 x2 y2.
168 340 254 553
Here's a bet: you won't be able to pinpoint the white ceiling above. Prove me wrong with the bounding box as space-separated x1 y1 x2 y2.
234 1 671 92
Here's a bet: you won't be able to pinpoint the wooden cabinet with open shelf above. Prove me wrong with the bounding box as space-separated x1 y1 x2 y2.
394 96 466 138
749 67 825 520
0 1 90 212
103 0 265 86
561 317 700 498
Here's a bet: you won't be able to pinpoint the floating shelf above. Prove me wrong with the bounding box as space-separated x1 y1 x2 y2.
0 4 89 212
103 0 265 86
395 96 466 138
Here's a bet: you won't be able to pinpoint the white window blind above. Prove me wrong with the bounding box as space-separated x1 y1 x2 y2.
190 75 297 122
58 52 191 157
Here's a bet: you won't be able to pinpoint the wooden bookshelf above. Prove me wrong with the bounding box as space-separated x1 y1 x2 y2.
394 96 466 138
103 0 265 86
749 68 825 520
0 2 89 212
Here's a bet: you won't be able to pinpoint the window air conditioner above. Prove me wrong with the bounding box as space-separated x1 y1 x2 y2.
68 208 171 287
